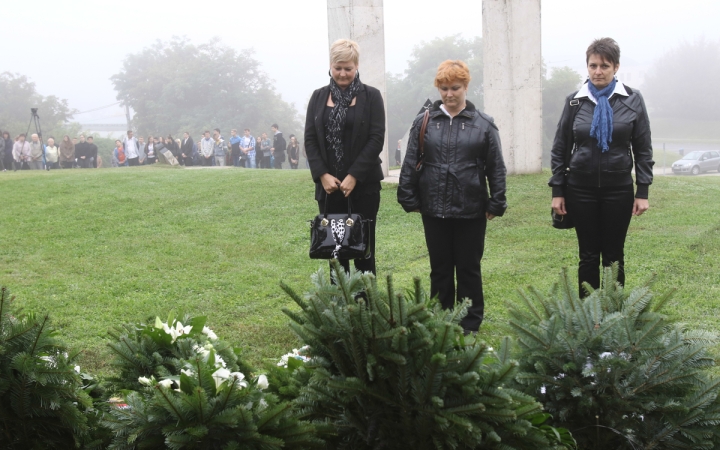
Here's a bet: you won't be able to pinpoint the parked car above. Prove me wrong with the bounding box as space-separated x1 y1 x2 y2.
672 150 720 175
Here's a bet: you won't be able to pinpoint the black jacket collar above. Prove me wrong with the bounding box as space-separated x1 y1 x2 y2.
430 100 477 119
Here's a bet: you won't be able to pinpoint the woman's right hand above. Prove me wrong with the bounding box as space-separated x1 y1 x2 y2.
552 197 567 215
320 173 342 195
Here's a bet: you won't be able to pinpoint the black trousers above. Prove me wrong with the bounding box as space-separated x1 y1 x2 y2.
128 157 140 166
317 190 380 275
273 154 285 169
422 215 487 332
566 184 634 295
260 156 271 169
60 161 73 169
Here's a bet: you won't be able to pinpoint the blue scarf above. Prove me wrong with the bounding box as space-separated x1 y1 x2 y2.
588 78 616 152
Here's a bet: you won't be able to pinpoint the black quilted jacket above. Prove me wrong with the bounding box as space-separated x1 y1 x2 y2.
397 100 507 219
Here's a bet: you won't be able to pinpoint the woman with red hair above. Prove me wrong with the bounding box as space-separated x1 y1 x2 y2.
398 60 507 333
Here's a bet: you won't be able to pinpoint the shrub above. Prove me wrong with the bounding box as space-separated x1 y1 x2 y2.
0 287 99 449
107 312 251 391
280 262 564 450
509 266 720 449
104 313 321 449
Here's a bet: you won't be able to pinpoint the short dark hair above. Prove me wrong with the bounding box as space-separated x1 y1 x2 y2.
127 130 133 134
19 133 26 138
244 128 250 132
213 128 220 134
204 130 210 134
586 37 620 66
87 136 94 140
2 131 9 138
115 139 122 144
271 124 278 129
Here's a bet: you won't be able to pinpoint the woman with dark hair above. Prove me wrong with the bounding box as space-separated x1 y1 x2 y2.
305 38 385 275
145 136 157 164
287 134 300 169
398 60 507 333
549 37 653 295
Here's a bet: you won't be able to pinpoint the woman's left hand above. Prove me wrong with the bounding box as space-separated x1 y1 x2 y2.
340 174 357 197
632 198 649 216
486 212 496 220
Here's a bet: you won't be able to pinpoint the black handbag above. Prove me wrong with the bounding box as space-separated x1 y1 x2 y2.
309 194 372 260
551 210 574 229
551 97 585 230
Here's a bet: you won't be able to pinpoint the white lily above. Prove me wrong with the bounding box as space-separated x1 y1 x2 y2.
212 368 231 389
138 376 153 386
174 321 192 337
256 374 269 390
230 372 249 388
74 365 81 374
158 379 174 388
181 369 194 377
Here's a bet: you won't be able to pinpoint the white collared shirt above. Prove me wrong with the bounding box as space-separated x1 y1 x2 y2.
574 79 628 104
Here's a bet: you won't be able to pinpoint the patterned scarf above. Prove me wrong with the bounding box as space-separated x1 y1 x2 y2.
588 78 617 152
326 73 362 172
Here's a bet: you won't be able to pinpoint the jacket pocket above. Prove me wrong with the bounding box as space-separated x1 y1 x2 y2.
451 163 484 213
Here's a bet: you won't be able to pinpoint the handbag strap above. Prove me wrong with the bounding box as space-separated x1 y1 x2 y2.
415 109 431 172
323 191 353 219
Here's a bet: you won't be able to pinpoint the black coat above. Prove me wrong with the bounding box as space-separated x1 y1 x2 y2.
75 141 89 158
305 82 385 200
181 137 194 157
397 100 507 219
548 83 654 198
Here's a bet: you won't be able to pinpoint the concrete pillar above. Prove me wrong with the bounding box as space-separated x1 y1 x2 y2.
327 0 389 177
483 0 543 174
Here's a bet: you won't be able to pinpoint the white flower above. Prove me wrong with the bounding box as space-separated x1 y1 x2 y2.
181 369 194 377
256 374 269 390
202 326 218 340
540 386 547 394
212 368 231 389
161 320 192 343
74 365 81 374
215 355 227 368
158 379 174 388
138 376 153 386
230 372 248 388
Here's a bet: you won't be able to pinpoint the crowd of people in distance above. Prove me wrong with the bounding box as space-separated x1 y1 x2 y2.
0 132 103 170
0 123 304 171
114 124 301 169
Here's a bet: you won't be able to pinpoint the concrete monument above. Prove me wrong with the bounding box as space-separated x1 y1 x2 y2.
483 0 543 174
327 0 389 177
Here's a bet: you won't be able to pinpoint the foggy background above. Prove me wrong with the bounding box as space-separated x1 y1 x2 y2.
2 0 720 167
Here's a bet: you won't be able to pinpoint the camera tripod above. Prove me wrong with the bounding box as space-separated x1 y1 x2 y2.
16 108 46 171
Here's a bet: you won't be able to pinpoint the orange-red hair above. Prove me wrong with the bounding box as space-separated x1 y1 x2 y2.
433 60 471 87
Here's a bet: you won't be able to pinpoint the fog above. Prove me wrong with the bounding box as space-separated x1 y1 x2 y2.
2 0 719 126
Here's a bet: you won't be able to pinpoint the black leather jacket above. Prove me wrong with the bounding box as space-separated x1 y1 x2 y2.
549 83 654 198
398 100 507 219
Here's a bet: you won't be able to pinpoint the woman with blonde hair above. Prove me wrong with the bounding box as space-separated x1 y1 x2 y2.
398 60 507 333
304 38 385 275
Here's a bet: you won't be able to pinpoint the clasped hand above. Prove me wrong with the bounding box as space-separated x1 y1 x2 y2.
321 173 356 198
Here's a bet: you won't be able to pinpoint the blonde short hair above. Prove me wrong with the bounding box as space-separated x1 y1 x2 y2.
329 39 360 66
434 60 471 88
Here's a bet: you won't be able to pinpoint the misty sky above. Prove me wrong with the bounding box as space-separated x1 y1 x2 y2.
2 0 719 125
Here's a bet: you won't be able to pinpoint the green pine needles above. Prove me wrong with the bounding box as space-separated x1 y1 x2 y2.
281 261 561 450
509 265 720 449
104 313 321 449
0 287 96 449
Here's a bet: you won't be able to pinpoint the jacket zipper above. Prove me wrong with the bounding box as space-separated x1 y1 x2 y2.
442 117 453 218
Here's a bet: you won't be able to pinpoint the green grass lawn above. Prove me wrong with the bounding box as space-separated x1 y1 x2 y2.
1 167 719 375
